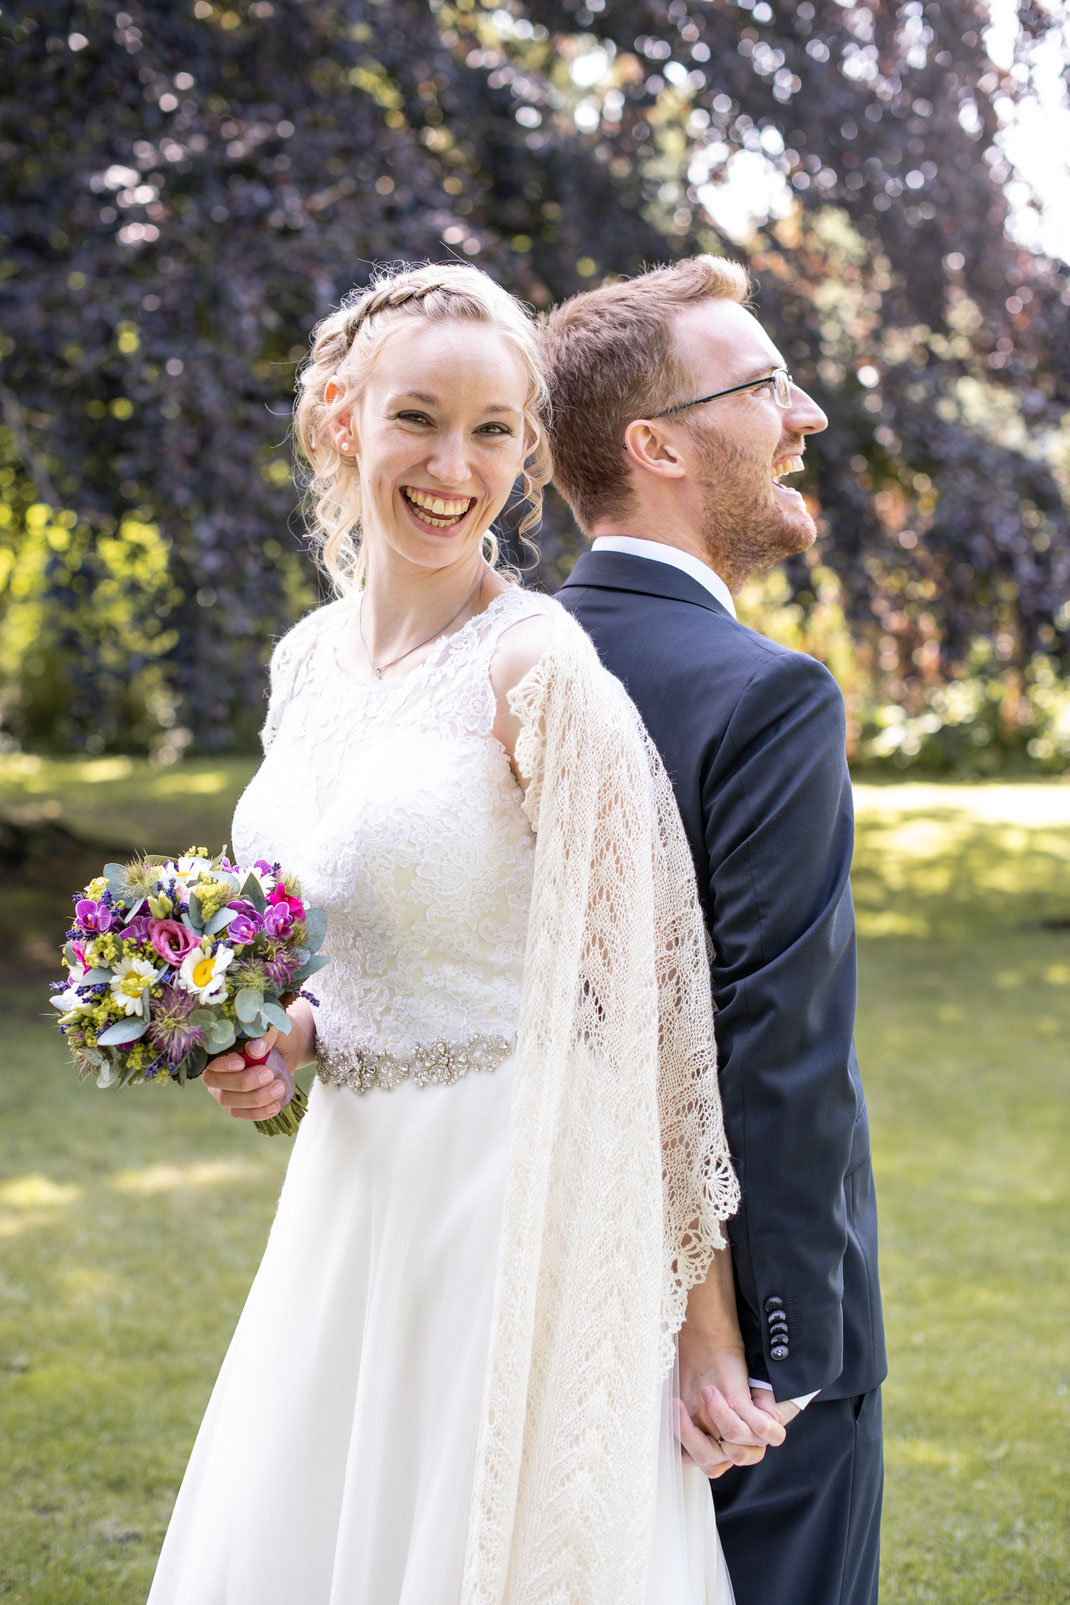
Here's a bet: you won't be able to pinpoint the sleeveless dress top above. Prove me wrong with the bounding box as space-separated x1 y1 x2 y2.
232 586 539 1078
147 585 732 1605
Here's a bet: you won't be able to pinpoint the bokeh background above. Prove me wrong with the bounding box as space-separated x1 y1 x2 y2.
1 3 1068 1602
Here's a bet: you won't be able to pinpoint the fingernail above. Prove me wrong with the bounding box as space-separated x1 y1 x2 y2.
257 1068 273 1085
250 1039 265 1055
270 1081 285 1098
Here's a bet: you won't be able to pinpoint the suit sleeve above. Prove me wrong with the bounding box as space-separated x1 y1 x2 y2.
702 650 860 1399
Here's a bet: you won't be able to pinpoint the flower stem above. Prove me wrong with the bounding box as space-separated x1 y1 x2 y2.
253 1081 308 1137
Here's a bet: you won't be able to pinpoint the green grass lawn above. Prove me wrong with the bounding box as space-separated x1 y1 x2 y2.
2 759 1068 1603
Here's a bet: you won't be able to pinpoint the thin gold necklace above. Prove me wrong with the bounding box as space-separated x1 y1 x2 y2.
358 565 488 681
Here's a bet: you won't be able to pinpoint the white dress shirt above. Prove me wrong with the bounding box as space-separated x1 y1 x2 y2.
590 535 737 618
590 535 818 1416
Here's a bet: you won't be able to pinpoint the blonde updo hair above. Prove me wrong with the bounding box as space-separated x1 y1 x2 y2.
294 261 552 592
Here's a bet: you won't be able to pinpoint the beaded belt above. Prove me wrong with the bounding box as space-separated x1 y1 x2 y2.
315 1032 515 1095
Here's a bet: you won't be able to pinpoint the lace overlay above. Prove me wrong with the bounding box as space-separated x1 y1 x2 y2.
232 587 541 1064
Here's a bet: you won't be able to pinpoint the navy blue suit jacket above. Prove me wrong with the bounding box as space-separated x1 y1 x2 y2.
558 551 886 1402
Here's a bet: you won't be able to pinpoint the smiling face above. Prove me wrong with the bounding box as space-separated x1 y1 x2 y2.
344 319 530 577
668 300 828 588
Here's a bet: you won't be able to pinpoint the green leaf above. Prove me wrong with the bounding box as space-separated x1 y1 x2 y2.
258 999 292 1034
184 1045 209 1080
302 908 327 952
81 967 114 985
96 1061 118 1088
189 1009 215 1028
186 890 205 932
239 873 267 914
205 906 238 935
234 987 263 1024
292 952 330 982
208 1019 236 1050
97 1017 150 1046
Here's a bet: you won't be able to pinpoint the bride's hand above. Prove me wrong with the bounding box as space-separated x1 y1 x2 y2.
201 1001 316 1121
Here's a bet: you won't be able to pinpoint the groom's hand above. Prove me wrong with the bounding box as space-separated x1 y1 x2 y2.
750 1388 802 1430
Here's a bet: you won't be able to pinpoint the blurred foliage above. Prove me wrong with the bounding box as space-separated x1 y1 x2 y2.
0 0 1067 760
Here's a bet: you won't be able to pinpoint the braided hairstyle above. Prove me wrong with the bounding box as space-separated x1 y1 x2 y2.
294 262 552 593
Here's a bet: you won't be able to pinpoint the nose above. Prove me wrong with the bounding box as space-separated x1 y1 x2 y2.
787 383 828 437
425 431 473 487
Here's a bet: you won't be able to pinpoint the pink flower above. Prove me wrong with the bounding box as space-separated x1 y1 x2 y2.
268 885 305 922
262 903 294 938
149 918 201 966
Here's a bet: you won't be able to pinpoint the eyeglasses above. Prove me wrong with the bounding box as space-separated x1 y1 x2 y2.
650 366 795 418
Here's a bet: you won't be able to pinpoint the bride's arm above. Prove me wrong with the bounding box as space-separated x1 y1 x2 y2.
676 1248 789 1476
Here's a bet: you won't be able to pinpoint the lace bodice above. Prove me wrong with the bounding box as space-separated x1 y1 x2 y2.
232 586 548 1062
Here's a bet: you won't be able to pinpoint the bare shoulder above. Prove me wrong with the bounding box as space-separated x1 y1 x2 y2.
488 609 555 700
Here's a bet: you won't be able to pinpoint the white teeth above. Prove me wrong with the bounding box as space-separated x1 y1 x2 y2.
404 488 473 518
772 454 805 482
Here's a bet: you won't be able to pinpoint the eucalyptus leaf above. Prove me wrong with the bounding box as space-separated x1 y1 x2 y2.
185 1045 209 1080
96 1062 118 1088
240 873 267 915
81 967 114 985
186 891 205 932
292 952 330 982
235 987 264 1024
205 906 239 934
97 1016 150 1046
258 999 292 1034
189 1009 216 1028
208 1020 236 1050
302 908 327 952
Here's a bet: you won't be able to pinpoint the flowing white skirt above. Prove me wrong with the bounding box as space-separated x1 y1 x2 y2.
148 1062 732 1604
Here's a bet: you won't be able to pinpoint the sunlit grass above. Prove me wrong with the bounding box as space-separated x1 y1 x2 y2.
1 771 1068 1601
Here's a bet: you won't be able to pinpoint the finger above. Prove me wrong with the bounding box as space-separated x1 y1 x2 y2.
673 1399 732 1479
749 1389 799 1432
701 1384 786 1449
203 1060 278 1094
241 1029 279 1063
218 1082 287 1114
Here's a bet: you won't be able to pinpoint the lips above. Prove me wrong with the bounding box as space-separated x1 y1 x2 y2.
401 486 476 529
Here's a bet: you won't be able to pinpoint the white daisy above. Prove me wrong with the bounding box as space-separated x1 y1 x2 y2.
176 943 235 1005
108 955 160 1017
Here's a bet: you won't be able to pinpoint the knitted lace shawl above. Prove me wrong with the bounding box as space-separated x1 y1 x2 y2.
461 604 739 1603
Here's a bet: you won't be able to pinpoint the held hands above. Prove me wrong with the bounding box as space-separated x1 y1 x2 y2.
674 1335 788 1479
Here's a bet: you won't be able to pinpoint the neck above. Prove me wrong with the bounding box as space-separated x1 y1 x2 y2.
358 546 492 669
589 508 747 597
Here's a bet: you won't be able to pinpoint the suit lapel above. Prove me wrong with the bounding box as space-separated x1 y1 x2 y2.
558 549 734 620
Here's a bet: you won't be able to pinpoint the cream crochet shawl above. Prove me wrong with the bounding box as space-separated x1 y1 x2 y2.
462 604 739 1603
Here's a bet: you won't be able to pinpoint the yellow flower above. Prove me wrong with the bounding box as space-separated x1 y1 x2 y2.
85 876 109 901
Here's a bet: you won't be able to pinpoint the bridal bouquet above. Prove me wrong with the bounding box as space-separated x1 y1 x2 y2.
50 848 328 1136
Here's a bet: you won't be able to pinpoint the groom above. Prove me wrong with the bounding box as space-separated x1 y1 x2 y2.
543 258 886 1605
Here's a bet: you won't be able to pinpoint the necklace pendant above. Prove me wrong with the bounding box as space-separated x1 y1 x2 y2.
374 666 382 680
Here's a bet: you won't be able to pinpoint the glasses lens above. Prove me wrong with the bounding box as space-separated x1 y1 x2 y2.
774 369 792 407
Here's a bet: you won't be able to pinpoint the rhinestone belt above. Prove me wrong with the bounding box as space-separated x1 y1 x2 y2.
315 1031 515 1095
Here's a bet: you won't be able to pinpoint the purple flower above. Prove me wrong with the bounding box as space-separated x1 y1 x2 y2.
149 919 201 966
226 901 263 944
262 903 294 939
145 985 208 1064
121 915 155 944
262 950 298 990
75 899 117 934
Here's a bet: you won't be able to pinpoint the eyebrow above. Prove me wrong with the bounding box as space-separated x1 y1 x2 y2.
388 390 523 416
729 364 784 387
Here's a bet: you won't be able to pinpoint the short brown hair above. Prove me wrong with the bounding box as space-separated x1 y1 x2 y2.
541 255 751 534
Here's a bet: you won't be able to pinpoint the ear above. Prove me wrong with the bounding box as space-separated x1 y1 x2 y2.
324 378 357 458
622 419 687 480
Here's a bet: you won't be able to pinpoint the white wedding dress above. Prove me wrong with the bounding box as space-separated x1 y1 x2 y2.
147 586 732 1605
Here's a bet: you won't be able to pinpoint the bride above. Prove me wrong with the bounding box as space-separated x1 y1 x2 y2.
146 262 781 1605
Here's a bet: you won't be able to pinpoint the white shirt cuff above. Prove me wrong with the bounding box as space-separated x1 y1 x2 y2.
749 1378 820 1411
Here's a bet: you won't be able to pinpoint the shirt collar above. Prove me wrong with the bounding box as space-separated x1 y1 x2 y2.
589 536 737 619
